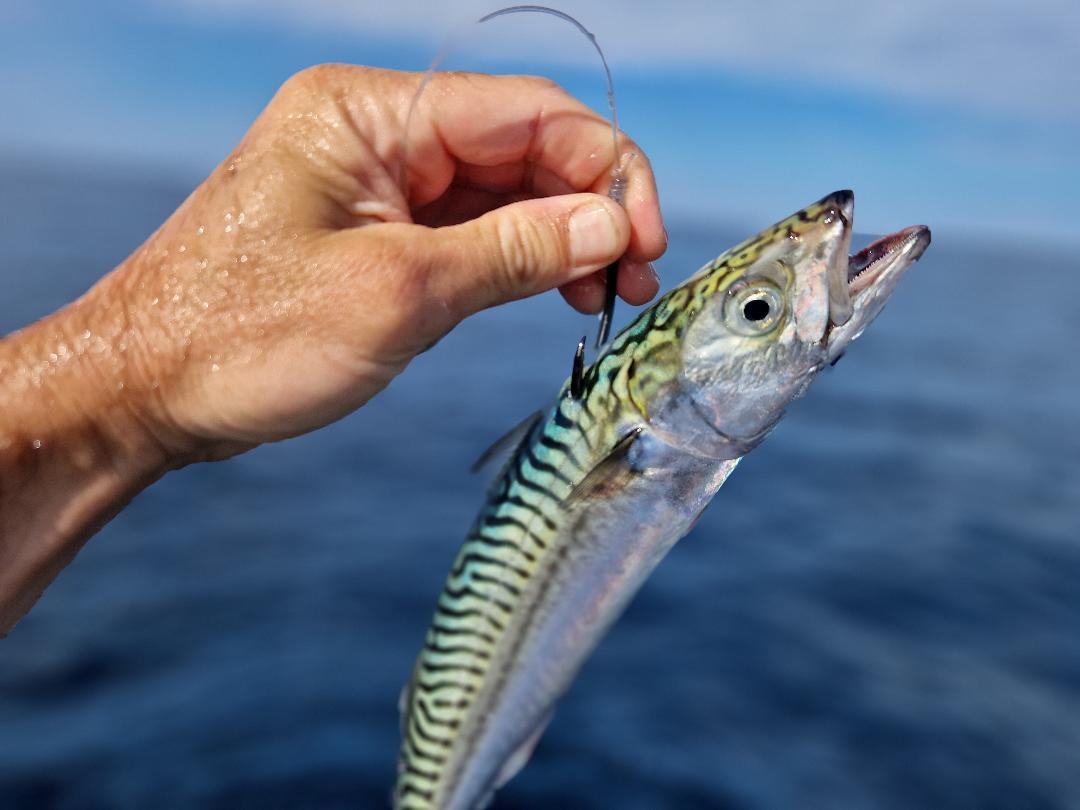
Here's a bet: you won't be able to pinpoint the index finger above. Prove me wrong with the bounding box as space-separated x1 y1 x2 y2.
405 72 667 265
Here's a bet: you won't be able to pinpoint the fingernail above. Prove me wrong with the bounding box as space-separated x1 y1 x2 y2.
568 202 620 267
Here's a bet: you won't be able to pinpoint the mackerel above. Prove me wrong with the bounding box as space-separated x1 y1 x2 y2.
394 190 930 810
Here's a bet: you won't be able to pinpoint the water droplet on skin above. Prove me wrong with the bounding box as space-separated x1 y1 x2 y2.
225 225 233 233
81 330 92 340
117 382 125 391
196 226 205 236
239 255 248 263
178 244 187 253
32 439 42 450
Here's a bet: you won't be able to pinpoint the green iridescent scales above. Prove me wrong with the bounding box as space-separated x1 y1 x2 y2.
394 197 843 809
395 353 622 809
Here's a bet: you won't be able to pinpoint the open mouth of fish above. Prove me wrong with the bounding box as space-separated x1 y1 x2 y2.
847 225 931 295
823 190 931 361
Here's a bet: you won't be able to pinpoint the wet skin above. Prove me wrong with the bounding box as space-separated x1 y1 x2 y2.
0 65 667 634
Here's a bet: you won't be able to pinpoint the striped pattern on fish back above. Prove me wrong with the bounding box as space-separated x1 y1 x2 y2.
393 280 724 808
394 227 811 809
394 385 607 808
394 196 847 808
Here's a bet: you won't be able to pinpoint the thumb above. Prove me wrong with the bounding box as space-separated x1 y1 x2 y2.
421 193 630 315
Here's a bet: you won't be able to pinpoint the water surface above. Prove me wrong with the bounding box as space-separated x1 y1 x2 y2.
1 164 1078 809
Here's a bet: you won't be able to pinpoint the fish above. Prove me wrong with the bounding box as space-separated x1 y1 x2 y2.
394 190 930 810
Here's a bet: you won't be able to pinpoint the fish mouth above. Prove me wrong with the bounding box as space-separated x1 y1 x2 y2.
825 222 931 362
847 225 931 294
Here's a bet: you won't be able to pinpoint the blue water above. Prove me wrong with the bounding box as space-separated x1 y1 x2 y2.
1 163 1078 809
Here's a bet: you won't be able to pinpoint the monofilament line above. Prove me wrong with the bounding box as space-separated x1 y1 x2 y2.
401 5 626 350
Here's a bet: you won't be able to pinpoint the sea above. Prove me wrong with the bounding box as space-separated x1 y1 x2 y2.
1 162 1078 809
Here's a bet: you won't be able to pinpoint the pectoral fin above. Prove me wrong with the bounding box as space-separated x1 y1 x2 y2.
564 427 643 507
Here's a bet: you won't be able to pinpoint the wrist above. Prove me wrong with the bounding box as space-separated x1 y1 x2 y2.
0 263 175 633
1 266 176 473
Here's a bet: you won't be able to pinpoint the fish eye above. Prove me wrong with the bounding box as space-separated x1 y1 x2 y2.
743 298 771 321
724 283 785 336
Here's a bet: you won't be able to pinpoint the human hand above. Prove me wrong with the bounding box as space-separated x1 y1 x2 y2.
0 65 666 630
110 65 667 462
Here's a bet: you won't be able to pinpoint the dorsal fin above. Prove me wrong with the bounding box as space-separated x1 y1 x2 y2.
470 410 543 476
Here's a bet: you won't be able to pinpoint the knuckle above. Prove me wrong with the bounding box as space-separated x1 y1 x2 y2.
274 64 368 111
263 64 373 169
620 137 653 176
281 63 346 94
278 65 320 99
520 74 564 95
493 213 556 293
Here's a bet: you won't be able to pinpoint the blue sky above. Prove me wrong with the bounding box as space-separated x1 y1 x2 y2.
1 0 1077 244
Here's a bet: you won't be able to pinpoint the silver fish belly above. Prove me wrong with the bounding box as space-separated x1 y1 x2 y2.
441 434 736 810
394 190 930 809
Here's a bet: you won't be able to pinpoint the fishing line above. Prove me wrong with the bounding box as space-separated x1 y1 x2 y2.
401 5 627 351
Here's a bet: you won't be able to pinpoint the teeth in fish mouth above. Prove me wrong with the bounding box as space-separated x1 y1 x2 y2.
846 226 930 295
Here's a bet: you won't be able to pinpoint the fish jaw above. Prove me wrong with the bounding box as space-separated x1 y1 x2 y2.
652 190 858 456
826 224 932 364
644 192 930 459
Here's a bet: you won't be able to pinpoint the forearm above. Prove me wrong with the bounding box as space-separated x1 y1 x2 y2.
0 267 170 636
0 65 666 635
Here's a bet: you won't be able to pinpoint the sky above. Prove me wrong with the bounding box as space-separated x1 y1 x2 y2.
1 0 1077 244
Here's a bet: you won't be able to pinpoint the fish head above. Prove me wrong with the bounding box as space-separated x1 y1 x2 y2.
656 190 930 457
